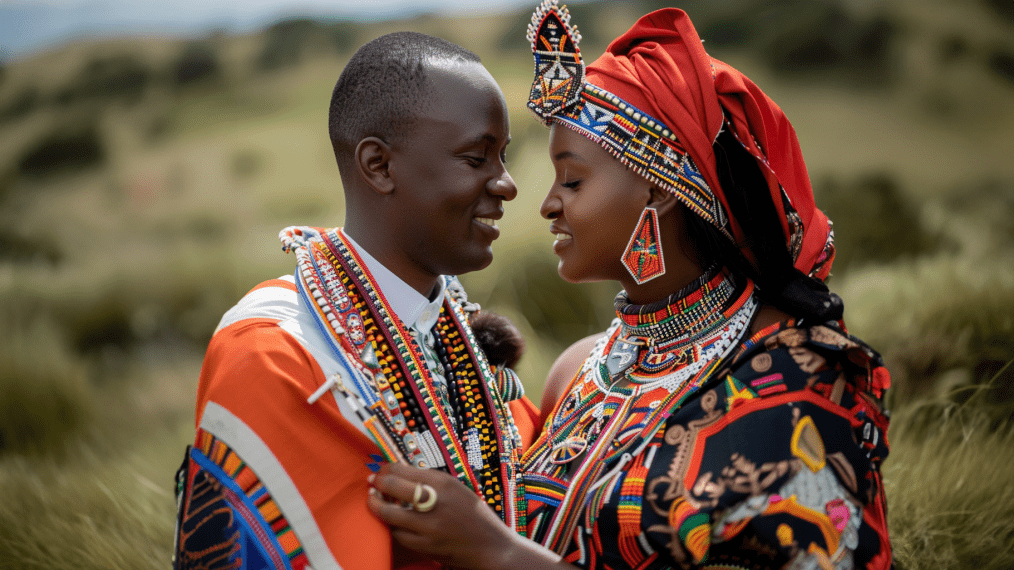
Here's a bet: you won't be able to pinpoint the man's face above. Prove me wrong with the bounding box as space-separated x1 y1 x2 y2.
386 60 517 281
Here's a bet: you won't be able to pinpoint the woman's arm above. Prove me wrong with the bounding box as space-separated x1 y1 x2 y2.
367 462 577 570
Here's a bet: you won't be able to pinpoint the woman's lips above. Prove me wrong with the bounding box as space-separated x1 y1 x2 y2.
552 231 572 254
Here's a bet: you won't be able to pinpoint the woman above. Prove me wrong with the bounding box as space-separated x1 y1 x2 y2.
367 3 892 569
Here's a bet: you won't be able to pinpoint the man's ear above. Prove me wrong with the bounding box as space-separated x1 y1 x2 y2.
355 137 395 196
646 186 678 217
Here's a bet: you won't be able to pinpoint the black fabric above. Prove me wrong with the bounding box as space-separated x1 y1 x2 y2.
712 126 843 323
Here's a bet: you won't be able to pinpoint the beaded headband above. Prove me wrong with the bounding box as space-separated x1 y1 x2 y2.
526 0 728 235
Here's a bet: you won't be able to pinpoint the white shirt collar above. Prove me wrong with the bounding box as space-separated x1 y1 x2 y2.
340 229 446 333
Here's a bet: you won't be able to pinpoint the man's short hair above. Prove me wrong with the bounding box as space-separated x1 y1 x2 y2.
328 32 481 174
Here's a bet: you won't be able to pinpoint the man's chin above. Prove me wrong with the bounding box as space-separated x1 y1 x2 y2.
445 248 494 276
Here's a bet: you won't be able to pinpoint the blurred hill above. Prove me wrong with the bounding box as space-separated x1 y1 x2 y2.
1 1 1013 568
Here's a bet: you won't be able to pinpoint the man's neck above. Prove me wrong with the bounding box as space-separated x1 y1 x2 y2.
341 226 440 299
340 229 445 331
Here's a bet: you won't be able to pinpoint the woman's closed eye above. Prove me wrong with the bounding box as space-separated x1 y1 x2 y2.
561 179 581 189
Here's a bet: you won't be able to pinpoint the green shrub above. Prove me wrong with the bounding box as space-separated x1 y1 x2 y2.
0 227 63 265
0 87 42 123
471 253 616 351
987 48 1014 85
256 18 324 72
816 172 946 271
54 53 152 105
840 255 1014 405
324 21 359 55
171 41 222 88
982 0 1014 26
16 123 106 178
753 0 896 80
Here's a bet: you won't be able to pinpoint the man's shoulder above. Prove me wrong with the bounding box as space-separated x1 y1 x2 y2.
215 274 302 334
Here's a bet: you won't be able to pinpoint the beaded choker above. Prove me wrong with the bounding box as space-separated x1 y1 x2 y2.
614 264 731 345
280 226 523 527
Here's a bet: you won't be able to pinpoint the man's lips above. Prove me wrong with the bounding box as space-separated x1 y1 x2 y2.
473 209 503 230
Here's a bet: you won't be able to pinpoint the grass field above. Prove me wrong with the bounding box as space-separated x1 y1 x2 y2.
1 1 1013 568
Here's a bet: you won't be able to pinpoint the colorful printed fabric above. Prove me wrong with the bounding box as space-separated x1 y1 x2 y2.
176 228 541 570
521 320 892 570
174 433 309 570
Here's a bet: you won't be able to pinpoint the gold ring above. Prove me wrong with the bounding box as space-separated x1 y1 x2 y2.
411 483 437 513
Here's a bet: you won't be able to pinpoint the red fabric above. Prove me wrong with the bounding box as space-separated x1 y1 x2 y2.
583 8 832 278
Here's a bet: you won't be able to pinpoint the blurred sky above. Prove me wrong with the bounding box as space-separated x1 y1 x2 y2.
1 0 569 59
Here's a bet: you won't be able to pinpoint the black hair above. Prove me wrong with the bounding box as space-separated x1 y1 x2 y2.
328 32 481 176
681 126 843 323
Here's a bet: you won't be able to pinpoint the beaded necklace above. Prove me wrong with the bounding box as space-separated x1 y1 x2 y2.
281 227 523 527
522 267 757 553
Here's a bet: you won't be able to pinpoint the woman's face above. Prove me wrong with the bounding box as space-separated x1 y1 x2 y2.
540 124 654 283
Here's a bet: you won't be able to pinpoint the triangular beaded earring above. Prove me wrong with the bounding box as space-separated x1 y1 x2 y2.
622 207 666 284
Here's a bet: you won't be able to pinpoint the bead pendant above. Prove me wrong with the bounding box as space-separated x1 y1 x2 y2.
550 435 588 464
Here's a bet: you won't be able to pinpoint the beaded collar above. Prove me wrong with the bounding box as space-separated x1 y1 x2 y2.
279 226 523 527
521 267 757 553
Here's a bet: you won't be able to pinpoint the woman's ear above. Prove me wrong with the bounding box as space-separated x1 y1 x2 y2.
356 137 395 196
646 186 678 217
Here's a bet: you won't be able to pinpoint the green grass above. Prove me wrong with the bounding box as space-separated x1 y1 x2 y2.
885 378 1014 570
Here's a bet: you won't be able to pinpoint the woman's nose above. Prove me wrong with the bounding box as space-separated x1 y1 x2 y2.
539 187 561 220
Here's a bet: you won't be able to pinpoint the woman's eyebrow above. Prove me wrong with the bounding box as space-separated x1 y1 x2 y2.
552 150 585 162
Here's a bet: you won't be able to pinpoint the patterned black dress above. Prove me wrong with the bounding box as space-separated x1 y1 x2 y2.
520 271 892 570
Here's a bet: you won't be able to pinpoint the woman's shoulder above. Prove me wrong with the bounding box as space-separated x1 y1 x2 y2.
540 332 606 420
724 319 891 412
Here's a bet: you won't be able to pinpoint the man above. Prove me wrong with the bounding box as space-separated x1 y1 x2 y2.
173 32 539 570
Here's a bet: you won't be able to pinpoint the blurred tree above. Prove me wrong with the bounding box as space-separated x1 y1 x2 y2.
54 53 152 105
0 228 62 265
983 0 1014 26
256 18 323 72
17 124 106 178
987 48 1014 85
325 21 360 55
754 0 896 82
0 86 42 123
171 41 222 88
491 255 615 350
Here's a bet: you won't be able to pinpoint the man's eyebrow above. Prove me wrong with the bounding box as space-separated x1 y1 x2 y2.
459 133 510 148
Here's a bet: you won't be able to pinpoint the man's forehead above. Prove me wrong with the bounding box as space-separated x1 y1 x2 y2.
412 60 505 132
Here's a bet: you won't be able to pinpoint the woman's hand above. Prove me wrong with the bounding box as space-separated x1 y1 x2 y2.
366 462 518 570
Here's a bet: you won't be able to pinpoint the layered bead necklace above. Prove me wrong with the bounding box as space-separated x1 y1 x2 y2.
281 227 523 526
522 266 757 553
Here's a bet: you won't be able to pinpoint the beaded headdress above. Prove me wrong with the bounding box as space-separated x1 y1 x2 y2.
526 0 727 236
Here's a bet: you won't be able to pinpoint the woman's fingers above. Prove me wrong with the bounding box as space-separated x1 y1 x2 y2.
367 486 422 530
370 466 422 505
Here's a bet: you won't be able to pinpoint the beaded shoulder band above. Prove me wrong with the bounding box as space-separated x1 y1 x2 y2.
525 0 728 235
